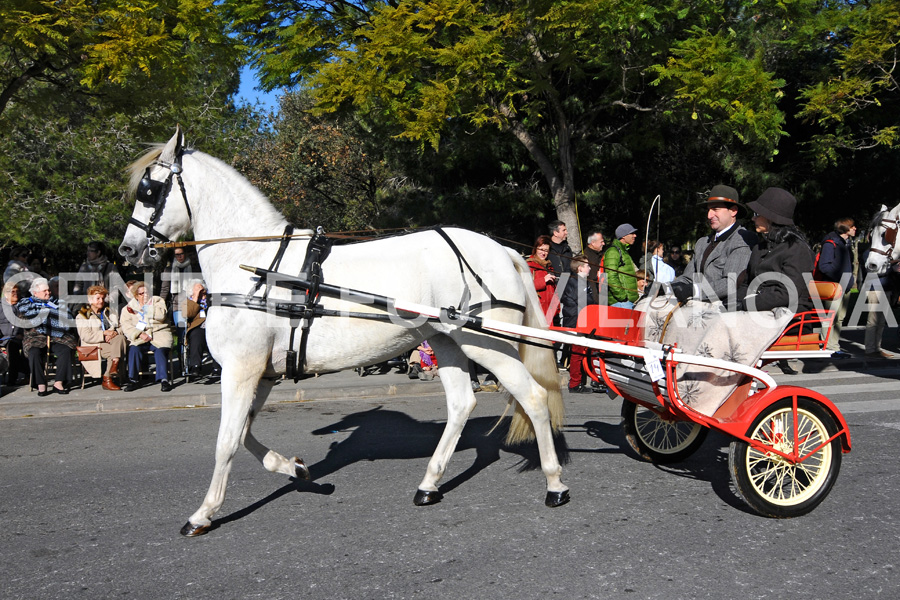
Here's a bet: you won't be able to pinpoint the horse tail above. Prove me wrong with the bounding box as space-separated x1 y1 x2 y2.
504 248 564 445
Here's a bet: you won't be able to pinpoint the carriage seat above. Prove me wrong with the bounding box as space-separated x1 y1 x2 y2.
767 280 843 351
551 304 644 344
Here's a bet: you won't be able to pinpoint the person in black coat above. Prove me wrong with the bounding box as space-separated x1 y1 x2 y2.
741 188 815 313
561 254 598 393
815 218 856 355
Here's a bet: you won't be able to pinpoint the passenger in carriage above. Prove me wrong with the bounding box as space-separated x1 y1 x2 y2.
739 188 814 314
740 188 816 376
561 254 598 394
120 281 174 392
670 184 756 308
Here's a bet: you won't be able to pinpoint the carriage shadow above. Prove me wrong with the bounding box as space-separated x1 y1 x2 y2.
210 407 571 531
576 421 749 513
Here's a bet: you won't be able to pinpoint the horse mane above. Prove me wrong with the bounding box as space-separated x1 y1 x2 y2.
125 144 165 198
870 209 888 230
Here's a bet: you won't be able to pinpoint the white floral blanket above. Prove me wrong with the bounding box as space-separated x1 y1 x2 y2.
635 295 793 416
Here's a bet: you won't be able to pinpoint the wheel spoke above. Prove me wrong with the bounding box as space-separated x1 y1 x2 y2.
744 405 833 506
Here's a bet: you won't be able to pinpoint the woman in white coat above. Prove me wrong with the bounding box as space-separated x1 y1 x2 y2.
120 281 174 392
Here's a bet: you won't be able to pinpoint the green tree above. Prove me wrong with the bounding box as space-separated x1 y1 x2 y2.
225 0 788 251
796 0 900 165
0 0 239 121
234 91 392 231
0 84 267 267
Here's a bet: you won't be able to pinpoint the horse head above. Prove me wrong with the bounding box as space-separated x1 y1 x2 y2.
119 126 193 266
866 202 900 275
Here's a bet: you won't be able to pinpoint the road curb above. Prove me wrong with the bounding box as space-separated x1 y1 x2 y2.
0 378 447 420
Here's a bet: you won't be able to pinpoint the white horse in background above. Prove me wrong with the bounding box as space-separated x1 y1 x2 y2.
118 126 568 536
865 201 900 275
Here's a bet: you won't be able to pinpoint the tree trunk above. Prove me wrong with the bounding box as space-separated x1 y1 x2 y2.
499 104 583 252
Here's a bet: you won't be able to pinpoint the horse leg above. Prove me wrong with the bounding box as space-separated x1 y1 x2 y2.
413 336 477 506
242 378 310 480
453 332 569 507
181 365 265 537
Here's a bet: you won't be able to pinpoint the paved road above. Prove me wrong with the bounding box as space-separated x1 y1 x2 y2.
1 364 898 599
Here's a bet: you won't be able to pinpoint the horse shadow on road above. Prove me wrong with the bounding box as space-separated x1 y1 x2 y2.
212 406 572 530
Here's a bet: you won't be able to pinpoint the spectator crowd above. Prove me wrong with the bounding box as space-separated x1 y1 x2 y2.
1 241 217 396
2 186 896 399
526 185 898 392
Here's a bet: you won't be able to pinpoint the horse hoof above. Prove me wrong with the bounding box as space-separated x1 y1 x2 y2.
293 457 311 481
545 490 570 508
180 521 210 537
413 489 443 506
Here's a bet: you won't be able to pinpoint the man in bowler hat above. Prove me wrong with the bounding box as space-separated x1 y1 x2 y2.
671 184 757 308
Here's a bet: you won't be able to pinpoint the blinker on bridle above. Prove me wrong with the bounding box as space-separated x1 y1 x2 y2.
870 211 900 259
130 155 192 259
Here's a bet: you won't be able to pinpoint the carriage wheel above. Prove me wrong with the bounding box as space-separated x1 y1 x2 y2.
728 397 842 518
622 400 707 464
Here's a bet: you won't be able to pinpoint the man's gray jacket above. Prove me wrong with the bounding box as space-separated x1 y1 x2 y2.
673 225 757 305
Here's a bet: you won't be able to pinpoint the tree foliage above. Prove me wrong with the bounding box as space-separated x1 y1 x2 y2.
796 0 900 164
233 91 392 232
0 0 240 120
224 0 790 251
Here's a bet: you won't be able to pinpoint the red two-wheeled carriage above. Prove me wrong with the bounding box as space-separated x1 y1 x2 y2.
554 280 851 517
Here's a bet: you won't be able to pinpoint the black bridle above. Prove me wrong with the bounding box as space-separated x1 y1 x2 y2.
130 150 193 259
870 210 900 260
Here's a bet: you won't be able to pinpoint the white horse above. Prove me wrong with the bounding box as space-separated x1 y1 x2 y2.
865 201 900 275
118 126 568 536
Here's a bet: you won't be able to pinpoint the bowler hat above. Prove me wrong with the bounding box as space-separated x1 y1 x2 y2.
747 187 796 226
698 184 744 213
615 223 637 239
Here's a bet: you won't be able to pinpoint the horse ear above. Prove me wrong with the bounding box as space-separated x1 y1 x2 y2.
160 125 184 163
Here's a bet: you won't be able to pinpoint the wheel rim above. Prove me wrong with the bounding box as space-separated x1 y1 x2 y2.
634 406 703 454
744 406 832 506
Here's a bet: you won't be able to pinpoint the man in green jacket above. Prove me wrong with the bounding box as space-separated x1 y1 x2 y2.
604 223 639 308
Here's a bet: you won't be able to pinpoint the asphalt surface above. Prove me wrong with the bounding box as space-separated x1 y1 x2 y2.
1 326 895 420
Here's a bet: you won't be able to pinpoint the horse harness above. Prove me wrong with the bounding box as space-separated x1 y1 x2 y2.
212 226 526 381
131 143 192 260
870 210 900 261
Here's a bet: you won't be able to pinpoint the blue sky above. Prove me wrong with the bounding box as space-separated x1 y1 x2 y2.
235 65 282 113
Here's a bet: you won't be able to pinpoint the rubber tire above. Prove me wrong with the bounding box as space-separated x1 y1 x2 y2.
728 397 842 518
622 399 708 464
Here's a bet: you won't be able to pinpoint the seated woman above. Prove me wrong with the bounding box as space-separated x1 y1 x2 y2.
120 281 174 392
742 188 814 314
183 280 219 375
1 281 27 386
16 277 77 396
75 285 127 391
742 188 815 375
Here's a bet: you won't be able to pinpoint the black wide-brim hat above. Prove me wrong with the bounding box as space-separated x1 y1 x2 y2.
747 187 796 226
698 184 745 214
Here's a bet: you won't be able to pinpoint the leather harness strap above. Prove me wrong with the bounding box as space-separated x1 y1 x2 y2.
432 227 526 313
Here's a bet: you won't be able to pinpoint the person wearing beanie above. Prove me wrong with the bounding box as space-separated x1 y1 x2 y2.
603 223 639 308
671 184 757 307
